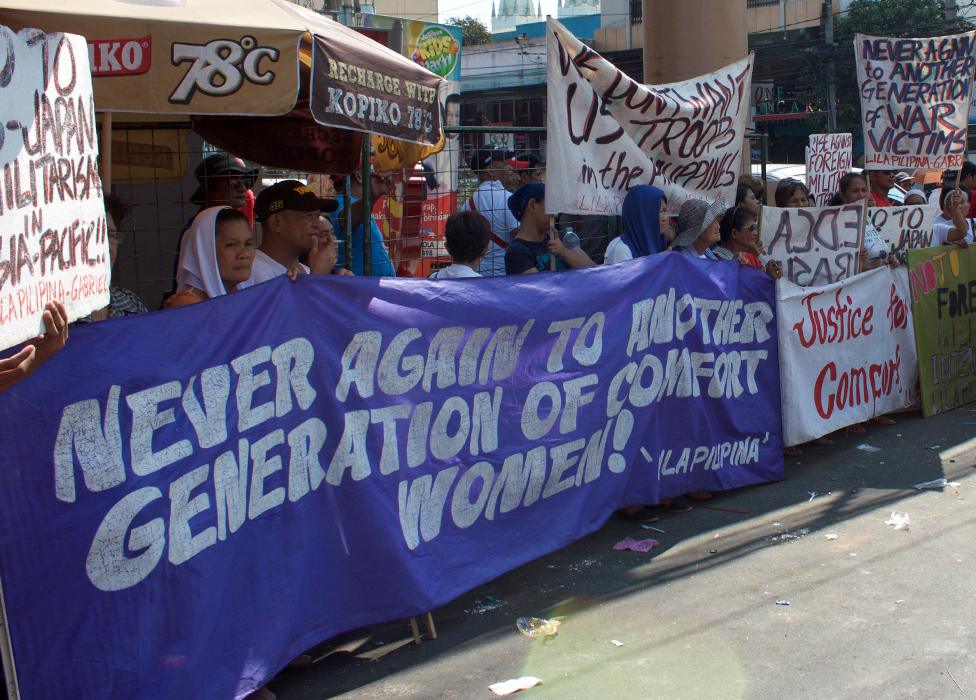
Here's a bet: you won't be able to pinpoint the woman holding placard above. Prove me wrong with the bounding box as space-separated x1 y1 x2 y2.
933 186 975 247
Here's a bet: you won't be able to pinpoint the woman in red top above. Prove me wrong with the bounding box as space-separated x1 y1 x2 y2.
716 206 783 279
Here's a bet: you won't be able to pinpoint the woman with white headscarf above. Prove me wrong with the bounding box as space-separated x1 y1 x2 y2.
166 207 257 308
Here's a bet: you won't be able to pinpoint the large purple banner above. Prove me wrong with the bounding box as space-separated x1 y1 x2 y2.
0 254 782 698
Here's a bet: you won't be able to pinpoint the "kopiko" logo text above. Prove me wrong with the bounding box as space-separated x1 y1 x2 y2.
88 36 152 76
169 36 279 104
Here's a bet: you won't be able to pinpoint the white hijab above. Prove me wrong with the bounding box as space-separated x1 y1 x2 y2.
176 206 229 298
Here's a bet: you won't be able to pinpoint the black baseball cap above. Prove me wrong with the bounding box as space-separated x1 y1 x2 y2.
190 153 259 205
255 180 339 222
470 148 508 172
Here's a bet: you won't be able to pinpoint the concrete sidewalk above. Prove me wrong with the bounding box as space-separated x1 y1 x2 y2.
272 406 976 700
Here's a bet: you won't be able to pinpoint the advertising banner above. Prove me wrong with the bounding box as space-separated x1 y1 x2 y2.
311 33 443 145
777 267 919 445
546 19 753 216
0 256 782 699
0 27 109 350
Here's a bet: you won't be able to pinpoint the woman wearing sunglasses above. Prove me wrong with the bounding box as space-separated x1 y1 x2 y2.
714 206 782 279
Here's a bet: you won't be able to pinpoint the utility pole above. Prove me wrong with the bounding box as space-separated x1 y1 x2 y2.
823 0 838 133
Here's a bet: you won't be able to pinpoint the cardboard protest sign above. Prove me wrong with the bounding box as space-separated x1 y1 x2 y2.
908 246 976 416
0 27 108 351
546 18 752 216
869 205 938 250
856 32 976 170
0 258 782 699
777 267 918 446
760 204 864 287
805 133 852 206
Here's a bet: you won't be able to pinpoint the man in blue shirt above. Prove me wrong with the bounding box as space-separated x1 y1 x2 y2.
330 172 396 276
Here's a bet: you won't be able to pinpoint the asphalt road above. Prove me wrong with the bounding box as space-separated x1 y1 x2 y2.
271 405 976 700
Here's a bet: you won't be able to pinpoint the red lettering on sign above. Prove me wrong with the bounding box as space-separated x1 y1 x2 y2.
87 37 152 77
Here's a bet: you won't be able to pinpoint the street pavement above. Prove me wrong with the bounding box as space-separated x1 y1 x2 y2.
272 405 976 700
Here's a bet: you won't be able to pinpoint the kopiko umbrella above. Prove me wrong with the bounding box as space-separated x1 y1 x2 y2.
0 0 444 170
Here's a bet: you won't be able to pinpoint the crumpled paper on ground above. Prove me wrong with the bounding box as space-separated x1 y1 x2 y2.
489 676 543 695
885 512 910 530
613 537 660 553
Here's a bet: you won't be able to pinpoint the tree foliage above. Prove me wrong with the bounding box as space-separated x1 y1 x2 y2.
826 0 973 137
448 16 493 46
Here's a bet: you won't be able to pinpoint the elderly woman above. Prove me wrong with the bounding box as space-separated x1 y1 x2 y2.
604 185 671 264
166 207 257 308
669 198 725 259
933 186 974 247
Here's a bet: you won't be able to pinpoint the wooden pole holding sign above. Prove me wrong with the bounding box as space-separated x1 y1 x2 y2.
0 564 22 700
99 112 112 193
857 171 871 273
549 215 557 271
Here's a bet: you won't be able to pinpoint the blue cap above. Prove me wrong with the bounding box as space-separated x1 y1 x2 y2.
508 182 545 220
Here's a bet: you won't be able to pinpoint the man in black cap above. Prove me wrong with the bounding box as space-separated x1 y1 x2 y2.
464 148 518 276
251 180 342 283
191 152 259 211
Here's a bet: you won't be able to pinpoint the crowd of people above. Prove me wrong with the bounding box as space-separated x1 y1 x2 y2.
1 144 974 699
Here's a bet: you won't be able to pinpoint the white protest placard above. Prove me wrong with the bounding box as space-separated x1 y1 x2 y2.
805 133 852 206
760 204 864 287
855 32 976 170
546 18 753 216
0 27 108 351
868 205 938 250
777 267 919 446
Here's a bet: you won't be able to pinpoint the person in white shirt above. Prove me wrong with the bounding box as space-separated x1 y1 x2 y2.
249 180 341 284
429 211 490 279
464 149 519 277
933 186 974 247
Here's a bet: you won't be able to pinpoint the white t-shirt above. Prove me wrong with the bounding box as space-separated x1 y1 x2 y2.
248 250 309 285
603 237 634 264
430 264 481 279
464 180 518 278
932 213 976 245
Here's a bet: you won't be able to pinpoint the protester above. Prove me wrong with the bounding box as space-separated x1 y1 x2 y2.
714 206 782 279
190 152 258 216
735 183 762 216
669 198 725 260
0 301 68 394
865 168 895 207
80 194 149 322
904 189 927 206
604 185 669 264
509 153 544 188
739 174 765 205
928 162 976 214
330 172 396 277
166 207 257 308
465 149 520 276
933 186 974 247
832 172 898 269
308 214 353 276
505 183 596 274
430 211 491 279
251 181 342 283
774 178 811 208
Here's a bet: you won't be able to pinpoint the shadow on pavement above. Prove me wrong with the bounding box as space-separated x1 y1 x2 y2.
270 405 976 699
